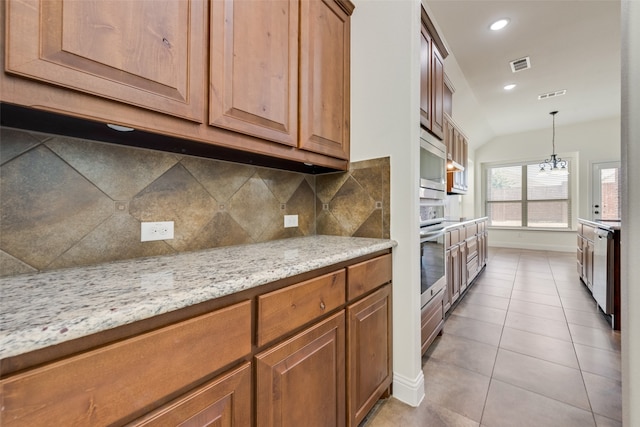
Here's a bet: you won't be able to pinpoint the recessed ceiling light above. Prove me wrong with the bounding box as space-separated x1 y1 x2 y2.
504 84 516 90
490 18 510 31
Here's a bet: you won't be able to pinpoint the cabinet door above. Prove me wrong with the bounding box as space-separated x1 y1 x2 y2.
5 0 206 122
299 0 352 159
586 240 595 291
421 289 444 355
430 44 445 139
420 24 432 131
444 249 453 313
256 312 346 427
131 363 252 427
347 285 392 427
450 245 461 304
209 0 299 146
460 243 468 291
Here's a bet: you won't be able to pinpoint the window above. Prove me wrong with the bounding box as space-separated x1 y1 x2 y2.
485 160 571 229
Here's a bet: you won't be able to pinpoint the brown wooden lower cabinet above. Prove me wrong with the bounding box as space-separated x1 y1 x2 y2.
255 312 346 427
0 251 393 427
442 219 488 319
346 284 392 427
130 362 252 426
0 301 252 427
421 290 444 355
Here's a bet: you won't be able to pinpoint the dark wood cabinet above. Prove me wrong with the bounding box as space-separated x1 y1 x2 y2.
420 25 433 132
421 288 444 354
446 121 469 194
346 284 392 427
298 0 352 159
256 312 346 427
444 219 488 315
419 7 447 140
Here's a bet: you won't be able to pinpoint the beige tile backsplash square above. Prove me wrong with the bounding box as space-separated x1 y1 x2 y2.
0 127 390 276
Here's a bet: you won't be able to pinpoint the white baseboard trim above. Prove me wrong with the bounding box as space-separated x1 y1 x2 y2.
391 370 425 407
488 241 574 253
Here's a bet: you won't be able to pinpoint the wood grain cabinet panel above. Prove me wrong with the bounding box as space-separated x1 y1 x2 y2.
299 0 352 159
0 301 251 427
130 362 252 427
257 269 346 347
5 0 206 122
421 288 444 355
255 312 346 427
209 0 299 146
430 44 445 139
346 253 392 300
346 284 392 427
420 25 432 131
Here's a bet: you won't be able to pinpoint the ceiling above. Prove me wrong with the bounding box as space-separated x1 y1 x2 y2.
426 0 621 144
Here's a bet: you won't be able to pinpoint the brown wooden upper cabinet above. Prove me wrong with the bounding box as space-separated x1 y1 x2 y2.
419 7 448 140
2 0 354 169
4 0 207 122
210 0 352 159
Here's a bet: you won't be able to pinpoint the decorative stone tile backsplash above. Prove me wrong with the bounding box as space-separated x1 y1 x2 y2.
0 127 390 277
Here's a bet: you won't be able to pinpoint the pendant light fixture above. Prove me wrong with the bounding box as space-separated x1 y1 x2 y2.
538 111 567 174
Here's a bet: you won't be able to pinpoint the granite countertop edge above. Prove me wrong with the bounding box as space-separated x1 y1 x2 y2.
0 236 397 360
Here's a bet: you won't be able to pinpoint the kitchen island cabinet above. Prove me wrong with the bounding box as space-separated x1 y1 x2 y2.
577 219 621 330
0 237 394 427
1 0 354 172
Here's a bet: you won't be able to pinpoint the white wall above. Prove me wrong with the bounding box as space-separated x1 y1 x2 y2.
621 1 639 424
475 116 621 252
351 0 425 406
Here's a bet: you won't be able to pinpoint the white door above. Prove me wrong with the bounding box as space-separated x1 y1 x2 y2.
592 162 621 221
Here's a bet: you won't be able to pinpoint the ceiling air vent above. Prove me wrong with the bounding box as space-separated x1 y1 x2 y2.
509 56 531 73
538 90 567 100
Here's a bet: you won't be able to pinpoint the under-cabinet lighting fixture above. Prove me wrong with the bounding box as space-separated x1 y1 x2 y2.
107 123 135 132
490 18 510 31
504 84 516 91
539 111 568 175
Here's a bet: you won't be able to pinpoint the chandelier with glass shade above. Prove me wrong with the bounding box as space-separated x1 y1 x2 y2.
539 111 568 175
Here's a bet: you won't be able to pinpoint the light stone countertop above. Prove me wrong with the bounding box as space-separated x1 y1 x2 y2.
0 236 396 360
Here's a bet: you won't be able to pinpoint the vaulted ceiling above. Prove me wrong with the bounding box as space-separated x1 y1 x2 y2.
427 0 621 146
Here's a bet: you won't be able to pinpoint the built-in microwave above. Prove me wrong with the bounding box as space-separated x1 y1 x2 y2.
419 129 446 200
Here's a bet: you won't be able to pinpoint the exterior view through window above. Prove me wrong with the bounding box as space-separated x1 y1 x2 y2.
485 161 571 229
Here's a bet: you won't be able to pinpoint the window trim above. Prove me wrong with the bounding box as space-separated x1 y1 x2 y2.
482 157 574 231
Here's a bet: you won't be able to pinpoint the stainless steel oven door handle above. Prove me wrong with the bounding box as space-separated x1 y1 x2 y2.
420 229 445 241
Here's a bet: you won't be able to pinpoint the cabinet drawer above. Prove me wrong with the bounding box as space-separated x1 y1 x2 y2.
257 270 346 347
465 223 478 239
466 236 478 262
448 228 460 247
582 225 595 239
467 256 480 281
347 254 392 300
0 301 252 427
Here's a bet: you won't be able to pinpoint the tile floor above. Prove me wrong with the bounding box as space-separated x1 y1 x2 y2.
363 247 622 427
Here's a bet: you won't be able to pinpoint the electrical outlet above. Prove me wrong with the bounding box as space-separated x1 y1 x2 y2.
141 221 174 242
284 215 298 228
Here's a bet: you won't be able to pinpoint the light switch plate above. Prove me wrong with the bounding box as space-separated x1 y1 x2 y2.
141 221 174 242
